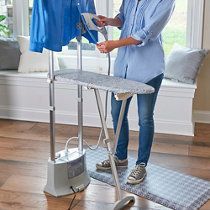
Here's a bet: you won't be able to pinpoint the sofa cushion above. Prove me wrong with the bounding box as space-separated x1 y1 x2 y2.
0 37 21 70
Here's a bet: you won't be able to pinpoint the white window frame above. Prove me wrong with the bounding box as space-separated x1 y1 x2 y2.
11 0 205 72
187 0 205 49
13 0 29 36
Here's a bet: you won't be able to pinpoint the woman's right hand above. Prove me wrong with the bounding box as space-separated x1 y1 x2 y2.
97 15 111 27
97 15 123 28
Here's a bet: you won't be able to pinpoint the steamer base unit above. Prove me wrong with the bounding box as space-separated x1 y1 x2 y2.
44 148 90 197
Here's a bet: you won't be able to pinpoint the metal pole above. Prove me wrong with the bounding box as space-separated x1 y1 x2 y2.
77 35 83 154
48 51 56 161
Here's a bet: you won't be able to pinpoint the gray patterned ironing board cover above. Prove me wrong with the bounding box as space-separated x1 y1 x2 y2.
54 69 154 94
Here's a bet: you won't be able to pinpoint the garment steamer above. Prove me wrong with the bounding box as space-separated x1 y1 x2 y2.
44 11 135 209
44 12 110 195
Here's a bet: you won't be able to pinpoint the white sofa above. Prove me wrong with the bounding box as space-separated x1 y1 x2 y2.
0 67 196 136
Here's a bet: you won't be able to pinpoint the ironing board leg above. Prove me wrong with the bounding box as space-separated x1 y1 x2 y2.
94 89 135 208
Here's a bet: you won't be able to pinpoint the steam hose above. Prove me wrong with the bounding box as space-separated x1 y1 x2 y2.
65 19 111 152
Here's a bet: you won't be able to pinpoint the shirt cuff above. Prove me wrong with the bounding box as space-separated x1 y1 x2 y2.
131 29 150 47
115 13 124 30
30 41 44 53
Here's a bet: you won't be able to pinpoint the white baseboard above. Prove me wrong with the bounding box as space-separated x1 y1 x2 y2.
154 119 194 136
194 110 210 123
0 106 194 136
128 118 194 136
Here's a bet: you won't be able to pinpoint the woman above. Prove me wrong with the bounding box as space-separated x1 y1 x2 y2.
96 0 175 185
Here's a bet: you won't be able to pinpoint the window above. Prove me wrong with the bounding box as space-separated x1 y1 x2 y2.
0 0 13 37
112 0 121 41
112 0 188 56
162 0 188 55
29 0 33 26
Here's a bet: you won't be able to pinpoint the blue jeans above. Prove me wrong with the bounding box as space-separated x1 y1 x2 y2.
111 73 164 166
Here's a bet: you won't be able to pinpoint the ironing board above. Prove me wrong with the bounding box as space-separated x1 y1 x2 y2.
54 69 154 95
54 69 154 209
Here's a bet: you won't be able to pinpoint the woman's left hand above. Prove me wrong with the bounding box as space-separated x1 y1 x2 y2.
97 37 141 54
97 40 117 53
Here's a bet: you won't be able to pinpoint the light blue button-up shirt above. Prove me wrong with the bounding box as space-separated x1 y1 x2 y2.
114 0 175 83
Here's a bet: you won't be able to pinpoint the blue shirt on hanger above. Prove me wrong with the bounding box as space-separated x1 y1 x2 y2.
114 0 175 83
30 0 98 53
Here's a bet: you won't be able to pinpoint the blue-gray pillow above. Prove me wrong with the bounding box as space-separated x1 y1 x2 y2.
0 37 21 70
164 44 208 84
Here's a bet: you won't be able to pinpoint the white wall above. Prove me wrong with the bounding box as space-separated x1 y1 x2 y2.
0 71 196 136
193 0 210 123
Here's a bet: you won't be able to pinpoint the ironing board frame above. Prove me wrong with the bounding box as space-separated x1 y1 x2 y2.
48 49 136 210
48 52 138 210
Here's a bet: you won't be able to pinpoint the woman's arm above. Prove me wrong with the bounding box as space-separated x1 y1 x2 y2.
131 0 175 46
97 37 141 53
97 15 122 28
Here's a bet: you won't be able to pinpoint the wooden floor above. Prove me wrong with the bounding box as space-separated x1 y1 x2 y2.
0 119 210 210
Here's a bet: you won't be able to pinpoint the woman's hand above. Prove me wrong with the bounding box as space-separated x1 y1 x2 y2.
97 15 122 27
97 15 109 26
97 40 118 53
96 37 141 54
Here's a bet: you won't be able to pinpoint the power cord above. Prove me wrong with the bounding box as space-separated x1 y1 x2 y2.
65 134 106 152
67 186 77 210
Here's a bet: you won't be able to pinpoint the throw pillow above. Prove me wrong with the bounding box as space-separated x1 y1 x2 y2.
164 44 208 84
17 36 59 73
